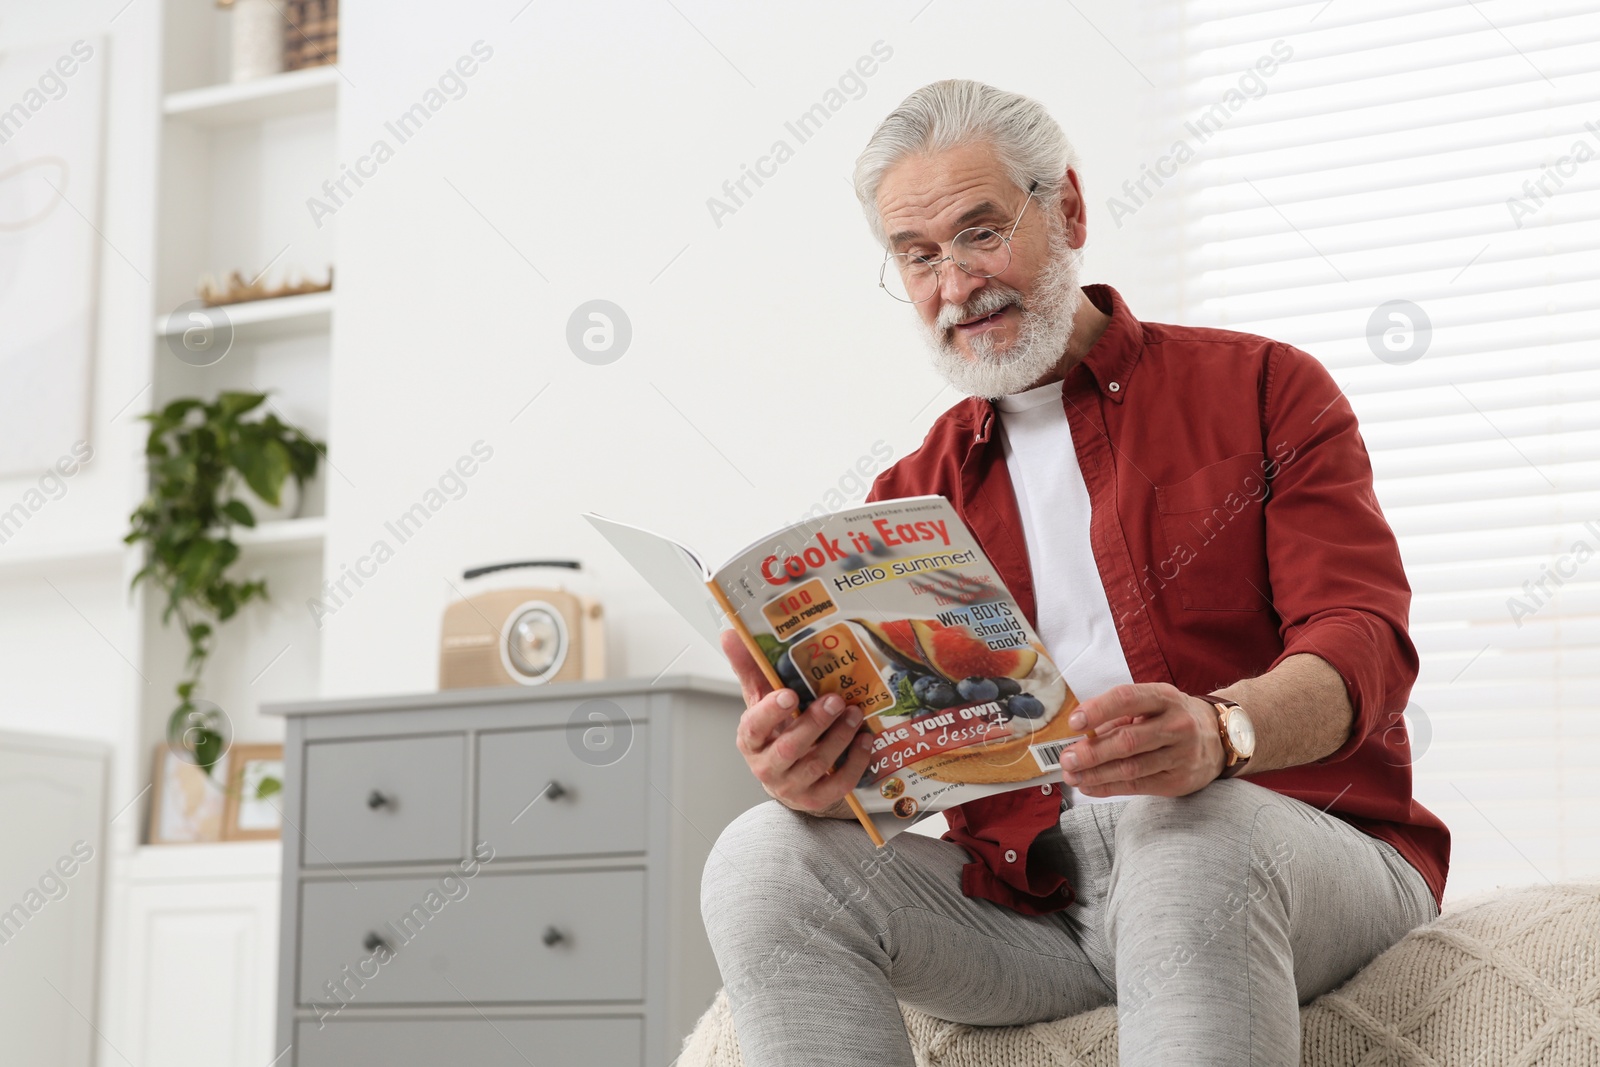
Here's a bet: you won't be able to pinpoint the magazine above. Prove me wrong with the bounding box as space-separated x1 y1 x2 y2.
584 496 1085 847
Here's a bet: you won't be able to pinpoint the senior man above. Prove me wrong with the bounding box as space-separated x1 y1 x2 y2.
700 79 1449 1067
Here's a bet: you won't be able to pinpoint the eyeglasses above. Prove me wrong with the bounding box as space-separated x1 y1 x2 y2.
879 180 1039 303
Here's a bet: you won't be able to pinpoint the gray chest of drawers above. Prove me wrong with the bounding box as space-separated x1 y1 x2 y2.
264 676 765 1067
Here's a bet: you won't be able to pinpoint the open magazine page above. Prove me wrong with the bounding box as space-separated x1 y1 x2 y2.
583 513 725 648
711 496 1081 845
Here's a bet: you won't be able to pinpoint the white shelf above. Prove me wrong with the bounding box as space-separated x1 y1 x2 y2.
154 290 333 344
130 839 282 882
234 516 326 553
164 66 339 126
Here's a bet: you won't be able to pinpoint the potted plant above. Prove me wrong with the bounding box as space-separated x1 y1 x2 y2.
126 391 324 775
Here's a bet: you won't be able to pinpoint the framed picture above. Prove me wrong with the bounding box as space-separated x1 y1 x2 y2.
222 744 285 841
148 746 231 845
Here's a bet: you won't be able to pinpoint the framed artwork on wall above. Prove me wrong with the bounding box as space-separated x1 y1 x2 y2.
0 37 105 478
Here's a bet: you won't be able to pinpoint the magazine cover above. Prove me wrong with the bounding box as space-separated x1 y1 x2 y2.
586 496 1082 846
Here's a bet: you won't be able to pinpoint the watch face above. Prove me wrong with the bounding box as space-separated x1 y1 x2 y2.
1226 709 1256 757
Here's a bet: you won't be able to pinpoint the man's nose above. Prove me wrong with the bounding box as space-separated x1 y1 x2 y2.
939 262 985 312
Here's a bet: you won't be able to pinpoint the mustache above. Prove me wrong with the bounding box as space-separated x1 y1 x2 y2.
936 285 1023 333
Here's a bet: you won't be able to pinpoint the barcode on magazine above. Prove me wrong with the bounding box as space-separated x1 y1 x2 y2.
1030 739 1071 772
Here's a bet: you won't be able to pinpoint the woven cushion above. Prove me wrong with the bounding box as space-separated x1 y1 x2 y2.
679 882 1600 1066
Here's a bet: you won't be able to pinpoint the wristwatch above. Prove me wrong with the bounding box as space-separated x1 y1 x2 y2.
1202 694 1256 778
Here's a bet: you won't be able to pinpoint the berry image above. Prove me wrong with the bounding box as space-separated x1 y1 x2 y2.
776 651 813 703
994 677 1021 698
913 675 959 709
1004 693 1045 719
957 676 1000 702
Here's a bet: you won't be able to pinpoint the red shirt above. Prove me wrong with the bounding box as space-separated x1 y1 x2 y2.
866 283 1449 915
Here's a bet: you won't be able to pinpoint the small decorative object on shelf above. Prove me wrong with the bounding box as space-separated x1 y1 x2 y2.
283 0 339 71
222 744 284 841
149 745 232 843
197 265 333 307
125 392 325 777
217 0 284 83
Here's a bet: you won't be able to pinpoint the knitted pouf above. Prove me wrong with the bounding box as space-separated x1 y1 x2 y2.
677 882 1600 1067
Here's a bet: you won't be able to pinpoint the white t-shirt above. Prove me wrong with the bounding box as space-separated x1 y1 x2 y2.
996 378 1134 807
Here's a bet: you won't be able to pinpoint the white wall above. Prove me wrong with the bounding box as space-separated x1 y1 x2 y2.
318 0 1172 697
0 0 1174 712
0 3 157 758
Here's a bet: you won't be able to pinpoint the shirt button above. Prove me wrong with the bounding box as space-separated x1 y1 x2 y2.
1042 783 1053 795
1108 381 1121 393
1004 849 1018 863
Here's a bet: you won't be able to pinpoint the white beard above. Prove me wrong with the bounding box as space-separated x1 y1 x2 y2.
917 227 1084 400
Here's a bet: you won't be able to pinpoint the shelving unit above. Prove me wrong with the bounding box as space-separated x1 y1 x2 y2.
132 0 341 831
141 0 339 760
89 7 345 1065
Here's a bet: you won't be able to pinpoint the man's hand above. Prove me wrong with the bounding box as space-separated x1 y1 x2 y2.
721 630 876 818
1060 682 1225 798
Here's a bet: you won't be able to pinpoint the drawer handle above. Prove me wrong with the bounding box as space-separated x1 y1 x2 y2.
363 932 391 953
544 780 568 801
541 924 566 947
367 789 392 810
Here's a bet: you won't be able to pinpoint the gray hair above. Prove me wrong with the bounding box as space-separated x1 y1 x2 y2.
852 79 1080 248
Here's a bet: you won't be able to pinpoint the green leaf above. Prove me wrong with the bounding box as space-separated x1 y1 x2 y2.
222 499 256 527
255 776 283 800
192 729 225 776
168 701 190 733
216 391 267 420
286 438 322 477
890 672 921 716
159 397 204 424
175 539 219 587
231 436 291 506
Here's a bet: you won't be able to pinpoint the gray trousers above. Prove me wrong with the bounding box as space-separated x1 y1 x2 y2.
699 778 1437 1066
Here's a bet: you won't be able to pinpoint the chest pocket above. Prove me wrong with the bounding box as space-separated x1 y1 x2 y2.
1153 451 1272 612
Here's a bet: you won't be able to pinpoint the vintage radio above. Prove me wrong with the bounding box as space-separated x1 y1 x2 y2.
438 561 605 689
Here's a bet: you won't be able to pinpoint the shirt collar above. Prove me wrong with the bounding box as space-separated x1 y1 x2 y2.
1071 283 1143 406
963 282 1145 444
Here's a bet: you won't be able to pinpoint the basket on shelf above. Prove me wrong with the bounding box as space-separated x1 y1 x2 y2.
282 0 339 71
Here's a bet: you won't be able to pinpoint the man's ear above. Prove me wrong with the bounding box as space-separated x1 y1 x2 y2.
1059 167 1088 249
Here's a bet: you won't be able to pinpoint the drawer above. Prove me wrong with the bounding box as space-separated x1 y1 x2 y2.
302 735 465 866
295 1016 642 1067
477 723 649 859
298 869 645 1005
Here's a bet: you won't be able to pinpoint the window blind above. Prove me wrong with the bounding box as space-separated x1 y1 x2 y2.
1173 0 1600 898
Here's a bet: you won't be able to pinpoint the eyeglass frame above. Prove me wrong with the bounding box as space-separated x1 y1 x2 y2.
878 179 1041 304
